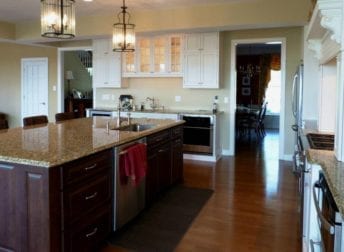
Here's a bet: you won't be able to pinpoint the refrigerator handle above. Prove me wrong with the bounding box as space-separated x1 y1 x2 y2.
291 73 298 117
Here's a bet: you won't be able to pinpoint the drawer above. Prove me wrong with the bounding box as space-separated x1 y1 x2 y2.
64 208 111 252
171 125 183 138
147 130 171 148
63 172 112 223
61 149 112 186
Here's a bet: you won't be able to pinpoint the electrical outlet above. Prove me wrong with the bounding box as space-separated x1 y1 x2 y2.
52 85 56 91
175 96 181 102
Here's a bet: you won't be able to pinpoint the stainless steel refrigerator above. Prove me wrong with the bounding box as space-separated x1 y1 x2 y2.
291 64 304 139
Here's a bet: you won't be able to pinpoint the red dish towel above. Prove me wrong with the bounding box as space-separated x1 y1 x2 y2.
119 143 147 186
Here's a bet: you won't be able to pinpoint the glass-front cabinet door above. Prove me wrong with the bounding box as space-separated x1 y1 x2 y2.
122 34 182 77
154 37 166 73
170 36 181 73
139 38 151 73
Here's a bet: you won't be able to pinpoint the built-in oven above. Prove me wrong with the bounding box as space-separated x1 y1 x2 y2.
313 172 342 252
180 114 213 155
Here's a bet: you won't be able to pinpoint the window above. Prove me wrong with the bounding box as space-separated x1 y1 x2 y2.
265 70 281 114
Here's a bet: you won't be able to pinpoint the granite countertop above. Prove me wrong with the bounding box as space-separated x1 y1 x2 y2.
0 117 184 168
301 129 344 217
87 107 221 116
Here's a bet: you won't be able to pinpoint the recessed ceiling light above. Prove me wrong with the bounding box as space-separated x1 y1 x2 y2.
83 0 93 2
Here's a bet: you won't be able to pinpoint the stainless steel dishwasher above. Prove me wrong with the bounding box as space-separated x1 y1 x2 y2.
113 138 146 231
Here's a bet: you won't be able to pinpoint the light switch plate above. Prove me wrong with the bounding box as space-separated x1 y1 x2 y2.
175 96 181 102
224 97 229 103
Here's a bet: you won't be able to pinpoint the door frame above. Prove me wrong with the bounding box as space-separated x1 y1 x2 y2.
57 46 92 112
21 57 49 123
229 38 286 160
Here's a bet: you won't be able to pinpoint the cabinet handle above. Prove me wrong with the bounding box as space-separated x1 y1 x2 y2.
85 227 98 238
85 192 98 200
158 149 165 153
84 164 97 171
312 182 335 234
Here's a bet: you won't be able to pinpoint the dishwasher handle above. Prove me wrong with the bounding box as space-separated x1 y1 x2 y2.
312 182 335 234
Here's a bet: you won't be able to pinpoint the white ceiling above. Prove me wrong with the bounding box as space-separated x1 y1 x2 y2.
0 0 255 23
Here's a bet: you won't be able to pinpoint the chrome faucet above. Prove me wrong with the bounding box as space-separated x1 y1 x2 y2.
117 99 131 127
117 100 122 127
146 97 158 110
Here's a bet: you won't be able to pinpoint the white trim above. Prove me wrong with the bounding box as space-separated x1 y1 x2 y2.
282 154 293 161
57 46 92 112
21 57 49 125
221 149 231 156
229 38 286 159
183 153 219 162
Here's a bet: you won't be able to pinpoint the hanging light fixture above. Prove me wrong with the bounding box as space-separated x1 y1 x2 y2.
41 0 76 39
113 0 135 52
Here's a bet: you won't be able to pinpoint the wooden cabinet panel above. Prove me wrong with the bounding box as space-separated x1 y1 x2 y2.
0 163 16 251
61 149 113 251
61 149 112 186
183 32 220 89
0 163 61 252
63 173 112 224
63 208 111 252
93 39 124 88
145 126 184 204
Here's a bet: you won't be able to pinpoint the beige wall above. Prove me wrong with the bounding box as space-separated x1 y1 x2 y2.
13 0 311 43
0 42 57 127
95 27 304 156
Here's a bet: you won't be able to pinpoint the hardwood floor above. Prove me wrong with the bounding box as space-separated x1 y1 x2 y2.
104 130 301 251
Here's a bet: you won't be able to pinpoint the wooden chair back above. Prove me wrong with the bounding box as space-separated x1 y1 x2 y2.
0 119 9 130
23 115 48 126
55 112 77 122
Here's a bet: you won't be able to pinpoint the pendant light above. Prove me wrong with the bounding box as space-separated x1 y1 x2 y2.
41 0 76 39
113 0 135 52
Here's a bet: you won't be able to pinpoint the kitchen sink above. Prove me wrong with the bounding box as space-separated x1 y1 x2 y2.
118 123 156 132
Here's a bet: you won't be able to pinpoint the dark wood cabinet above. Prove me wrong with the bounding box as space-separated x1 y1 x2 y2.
60 149 113 251
171 126 184 184
65 98 93 118
146 125 184 205
0 124 184 251
146 129 171 204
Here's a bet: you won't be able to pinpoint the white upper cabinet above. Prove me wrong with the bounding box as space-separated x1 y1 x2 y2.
122 35 183 77
93 38 126 88
183 32 219 89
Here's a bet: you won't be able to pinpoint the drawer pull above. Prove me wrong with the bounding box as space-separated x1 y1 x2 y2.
85 192 98 200
84 164 97 171
85 227 98 238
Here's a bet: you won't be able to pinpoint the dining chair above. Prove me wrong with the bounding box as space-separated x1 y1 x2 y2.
55 112 77 122
23 115 48 126
0 119 9 129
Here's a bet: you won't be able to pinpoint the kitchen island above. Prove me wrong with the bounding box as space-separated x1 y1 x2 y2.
0 117 184 252
299 131 344 251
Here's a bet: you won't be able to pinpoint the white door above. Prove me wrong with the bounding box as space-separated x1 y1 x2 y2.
21 58 48 122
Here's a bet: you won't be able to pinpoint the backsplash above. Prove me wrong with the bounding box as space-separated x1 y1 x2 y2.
94 77 229 112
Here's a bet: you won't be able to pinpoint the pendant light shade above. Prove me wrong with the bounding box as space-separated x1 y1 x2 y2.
41 0 76 39
113 0 135 52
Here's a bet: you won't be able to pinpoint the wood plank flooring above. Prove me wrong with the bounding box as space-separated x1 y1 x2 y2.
104 130 301 251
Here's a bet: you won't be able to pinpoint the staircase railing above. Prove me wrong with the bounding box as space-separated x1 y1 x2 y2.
77 51 93 76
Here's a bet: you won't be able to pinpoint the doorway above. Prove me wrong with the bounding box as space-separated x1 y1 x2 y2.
57 47 93 113
21 58 49 123
229 38 286 159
